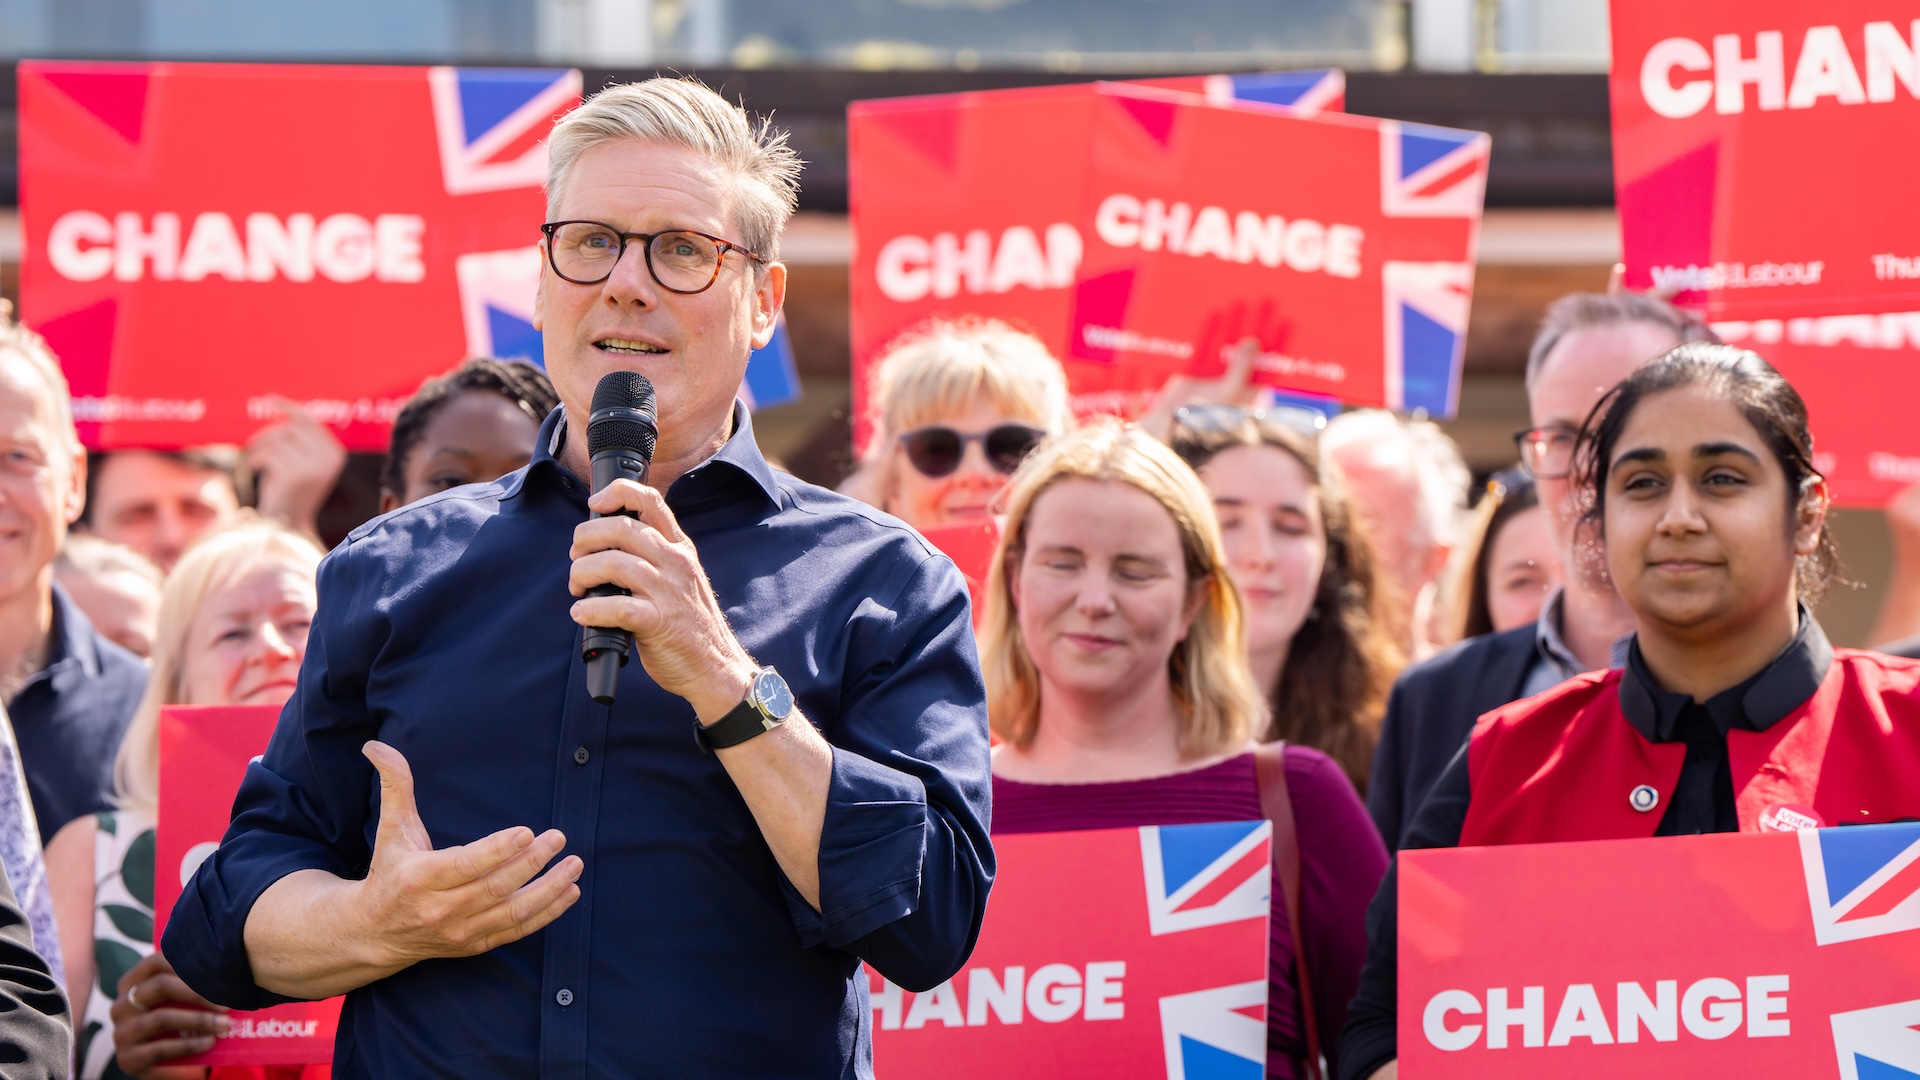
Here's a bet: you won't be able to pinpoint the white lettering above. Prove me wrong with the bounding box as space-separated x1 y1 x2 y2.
1642 36 1715 118
313 213 376 282
47 211 114 281
1096 193 1363 278
1026 963 1082 1023
1044 223 1082 287
114 211 180 281
1138 199 1190 253
1681 977 1743 1040
1326 224 1365 279
1233 211 1285 267
1789 26 1867 108
178 212 248 282
1715 31 1787 113
246 213 316 282
1424 989 1482 1051
374 214 427 282
1183 206 1235 261
1865 20 1920 102
1486 987 1545 1049
875 234 931 302
872 978 904 1031
1548 984 1615 1046
1285 219 1326 274
1083 962 1125 1021
903 981 964 1029
1094 194 1141 248
1617 980 1679 1043
987 225 1049 294
966 966 1023 1026
1747 975 1790 1037
931 230 990 299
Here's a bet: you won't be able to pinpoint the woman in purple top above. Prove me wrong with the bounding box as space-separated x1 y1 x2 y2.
980 421 1388 1079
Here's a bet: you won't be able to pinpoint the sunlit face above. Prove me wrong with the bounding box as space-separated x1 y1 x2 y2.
886 395 1036 531
534 140 784 467
382 390 543 512
1529 322 1682 557
1483 505 1562 633
1602 385 1822 637
0 357 85 605
89 451 240 572
180 557 317 707
1198 444 1325 666
1010 478 1204 705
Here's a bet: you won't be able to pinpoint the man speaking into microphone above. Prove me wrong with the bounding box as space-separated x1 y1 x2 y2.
163 78 993 1077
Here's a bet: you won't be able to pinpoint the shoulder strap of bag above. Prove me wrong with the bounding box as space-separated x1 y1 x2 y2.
1255 740 1325 1080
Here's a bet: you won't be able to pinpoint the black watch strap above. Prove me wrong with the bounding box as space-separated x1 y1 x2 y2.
694 698 775 752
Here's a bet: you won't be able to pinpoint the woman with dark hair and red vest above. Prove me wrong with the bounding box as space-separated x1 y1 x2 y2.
1335 342 1920 1080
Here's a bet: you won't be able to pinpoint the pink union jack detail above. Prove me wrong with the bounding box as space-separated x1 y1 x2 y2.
1831 998 1920 1080
428 66 581 196
455 248 545 365
1193 69 1345 115
1140 821 1271 936
1379 120 1489 220
1801 822 1920 947
1381 261 1473 413
1159 981 1267 1080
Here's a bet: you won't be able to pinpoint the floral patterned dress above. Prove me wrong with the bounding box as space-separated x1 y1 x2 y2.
80 809 155 1080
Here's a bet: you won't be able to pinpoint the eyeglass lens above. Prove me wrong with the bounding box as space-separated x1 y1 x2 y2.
902 426 1044 478
548 222 724 292
1518 428 1577 477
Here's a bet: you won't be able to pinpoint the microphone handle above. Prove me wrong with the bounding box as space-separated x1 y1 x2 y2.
582 448 652 704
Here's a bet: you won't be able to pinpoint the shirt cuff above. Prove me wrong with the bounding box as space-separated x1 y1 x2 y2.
782 747 929 949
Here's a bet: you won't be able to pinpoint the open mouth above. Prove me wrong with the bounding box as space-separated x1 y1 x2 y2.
596 337 669 355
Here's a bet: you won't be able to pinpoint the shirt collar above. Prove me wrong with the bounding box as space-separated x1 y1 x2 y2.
532 398 781 509
34 582 104 696
1618 607 1833 742
1534 585 1632 677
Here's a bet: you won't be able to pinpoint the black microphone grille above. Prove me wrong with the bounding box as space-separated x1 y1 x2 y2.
587 371 658 458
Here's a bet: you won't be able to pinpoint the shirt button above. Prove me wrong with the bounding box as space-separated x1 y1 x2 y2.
573 746 590 765
556 988 574 1006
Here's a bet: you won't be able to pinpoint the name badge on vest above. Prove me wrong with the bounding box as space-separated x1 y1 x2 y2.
1759 803 1827 832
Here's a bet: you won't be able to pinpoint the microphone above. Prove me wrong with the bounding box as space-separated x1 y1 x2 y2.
580 370 658 705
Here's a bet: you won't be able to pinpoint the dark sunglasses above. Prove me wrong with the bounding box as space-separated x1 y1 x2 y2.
899 424 1047 478
1172 402 1329 439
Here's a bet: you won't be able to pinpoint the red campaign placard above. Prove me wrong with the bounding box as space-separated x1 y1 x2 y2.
848 81 1487 449
18 61 579 450
1609 1 1920 318
1713 312 1920 508
1399 823 1920 1078
918 518 1002 628
156 705 340 1067
870 821 1272 1078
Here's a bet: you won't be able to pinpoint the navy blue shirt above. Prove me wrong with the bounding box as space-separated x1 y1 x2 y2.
8 582 146 844
163 404 995 1078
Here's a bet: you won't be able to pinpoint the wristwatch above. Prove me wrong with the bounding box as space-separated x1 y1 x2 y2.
695 666 795 751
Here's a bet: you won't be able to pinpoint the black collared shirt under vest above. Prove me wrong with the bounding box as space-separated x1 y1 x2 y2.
163 402 996 1079
1336 613 1832 1080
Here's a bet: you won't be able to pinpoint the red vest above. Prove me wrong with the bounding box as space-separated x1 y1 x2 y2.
1459 649 1920 846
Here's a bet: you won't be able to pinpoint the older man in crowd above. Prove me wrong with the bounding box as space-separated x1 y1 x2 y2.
167 77 993 1078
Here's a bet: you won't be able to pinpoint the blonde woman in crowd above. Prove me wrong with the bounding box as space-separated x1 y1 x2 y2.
846 317 1073 531
44 518 324 1079
984 421 1385 1080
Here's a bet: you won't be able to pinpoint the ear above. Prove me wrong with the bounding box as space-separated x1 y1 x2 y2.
1793 475 1832 557
378 489 400 515
749 262 787 350
62 443 86 527
531 243 549 332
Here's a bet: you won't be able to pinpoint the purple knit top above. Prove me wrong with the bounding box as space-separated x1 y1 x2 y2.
993 747 1386 1079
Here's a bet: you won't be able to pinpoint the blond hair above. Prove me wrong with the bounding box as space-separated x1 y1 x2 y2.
0 313 79 453
546 78 802 263
980 420 1267 757
113 517 324 812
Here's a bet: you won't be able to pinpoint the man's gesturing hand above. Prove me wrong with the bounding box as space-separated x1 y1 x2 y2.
568 480 758 723
354 741 582 967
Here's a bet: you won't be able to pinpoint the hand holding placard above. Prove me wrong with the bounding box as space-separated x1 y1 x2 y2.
110 951 229 1075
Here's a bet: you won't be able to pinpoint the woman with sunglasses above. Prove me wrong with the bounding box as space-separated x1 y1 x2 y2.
1336 344 1920 1080
1170 406 1403 796
986 421 1386 1080
855 318 1073 533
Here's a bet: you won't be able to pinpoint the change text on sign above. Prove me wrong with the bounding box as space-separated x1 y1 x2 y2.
873 963 1126 1030
1093 194 1363 279
46 210 428 284
1640 21 1920 118
1424 976 1791 1052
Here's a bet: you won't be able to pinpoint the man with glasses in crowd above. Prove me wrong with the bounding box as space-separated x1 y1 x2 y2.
166 78 993 1077
1366 291 1714 851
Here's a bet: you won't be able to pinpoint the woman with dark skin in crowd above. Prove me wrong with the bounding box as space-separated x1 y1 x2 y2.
1170 407 1403 795
1337 344 1920 1080
377 358 559 512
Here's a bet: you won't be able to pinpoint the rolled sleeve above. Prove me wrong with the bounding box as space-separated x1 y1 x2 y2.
805 553 994 993
163 540 385 1010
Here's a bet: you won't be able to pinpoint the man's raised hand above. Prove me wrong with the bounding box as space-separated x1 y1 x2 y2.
354 741 582 967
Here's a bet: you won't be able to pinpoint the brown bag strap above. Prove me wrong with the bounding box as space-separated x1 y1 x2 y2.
1255 741 1325 1080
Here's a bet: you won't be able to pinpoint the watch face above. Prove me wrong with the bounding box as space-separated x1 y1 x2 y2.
754 669 795 720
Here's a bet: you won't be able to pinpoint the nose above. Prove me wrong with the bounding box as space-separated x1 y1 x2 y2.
950 441 1002 488
1657 478 1708 536
601 238 662 309
250 622 299 666
153 505 191 565
1240 518 1278 571
1074 570 1117 618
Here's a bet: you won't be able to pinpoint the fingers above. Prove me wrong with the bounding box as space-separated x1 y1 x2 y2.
477 860 585 952
364 742 433 852
423 825 560 894
567 543 671 600
111 1001 228 1073
1223 336 1260 390
584 479 685 543
115 1031 222 1074
121 972 226 1014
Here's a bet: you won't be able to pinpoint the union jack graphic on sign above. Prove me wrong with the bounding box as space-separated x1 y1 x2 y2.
1380 120 1490 220
1141 822 1272 1078
1381 260 1474 414
1801 822 1920 946
428 67 581 195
